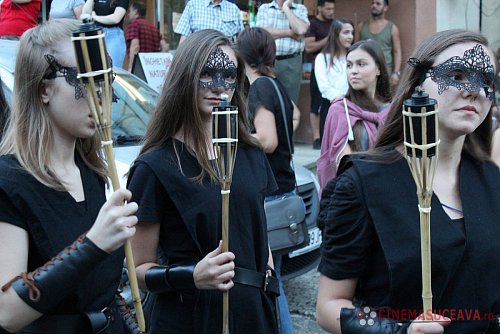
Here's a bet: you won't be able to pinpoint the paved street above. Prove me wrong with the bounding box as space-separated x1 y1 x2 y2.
285 269 329 334
285 142 327 333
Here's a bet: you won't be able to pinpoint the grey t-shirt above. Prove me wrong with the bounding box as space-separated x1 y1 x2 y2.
49 0 84 19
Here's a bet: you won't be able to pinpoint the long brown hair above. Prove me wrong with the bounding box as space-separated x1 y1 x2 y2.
237 27 276 78
137 29 257 182
345 39 391 113
375 29 493 162
321 18 353 68
0 19 107 190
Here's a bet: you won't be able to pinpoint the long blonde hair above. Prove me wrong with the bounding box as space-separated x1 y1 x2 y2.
0 19 107 190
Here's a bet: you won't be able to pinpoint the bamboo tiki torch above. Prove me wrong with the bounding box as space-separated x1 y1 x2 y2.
71 20 146 332
212 93 238 334
402 88 439 319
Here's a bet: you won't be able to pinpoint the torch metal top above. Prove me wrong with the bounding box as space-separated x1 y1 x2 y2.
218 93 230 107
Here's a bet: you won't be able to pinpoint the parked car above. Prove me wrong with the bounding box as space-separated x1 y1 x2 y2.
0 39 320 280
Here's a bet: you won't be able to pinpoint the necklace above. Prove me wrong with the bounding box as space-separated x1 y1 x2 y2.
441 203 463 214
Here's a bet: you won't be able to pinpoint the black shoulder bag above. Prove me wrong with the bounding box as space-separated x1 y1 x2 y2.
263 77 308 254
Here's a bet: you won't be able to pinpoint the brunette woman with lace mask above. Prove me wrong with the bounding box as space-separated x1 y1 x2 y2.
127 29 279 334
316 29 499 334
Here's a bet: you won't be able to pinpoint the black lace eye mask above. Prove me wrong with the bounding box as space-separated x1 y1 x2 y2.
43 54 85 100
198 47 238 90
410 45 495 100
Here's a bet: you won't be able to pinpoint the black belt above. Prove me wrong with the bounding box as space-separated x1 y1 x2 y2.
21 304 117 334
276 52 300 61
233 267 280 296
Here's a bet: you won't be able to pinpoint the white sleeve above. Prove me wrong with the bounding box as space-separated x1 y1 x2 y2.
321 58 348 101
314 53 330 100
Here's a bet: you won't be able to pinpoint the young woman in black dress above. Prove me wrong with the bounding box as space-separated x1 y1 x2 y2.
317 29 500 334
128 29 279 334
0 19 138 334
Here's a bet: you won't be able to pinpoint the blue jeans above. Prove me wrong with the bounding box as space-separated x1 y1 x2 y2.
103 26 125 69
266 191 296 334
273 255 294 334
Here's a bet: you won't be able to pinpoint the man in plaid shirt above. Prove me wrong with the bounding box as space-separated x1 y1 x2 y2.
256 0 309 104
125 2 169 71
174 0 244 44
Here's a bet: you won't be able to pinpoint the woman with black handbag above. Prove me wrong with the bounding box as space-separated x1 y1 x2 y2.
238 27 303 334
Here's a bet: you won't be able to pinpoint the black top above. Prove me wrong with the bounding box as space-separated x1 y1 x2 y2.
94 0 129 28
247 77 295 195
319 155 500 333
0 154 123 314
127 139 278 334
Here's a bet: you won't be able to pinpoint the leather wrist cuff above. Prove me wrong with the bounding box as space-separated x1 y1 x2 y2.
115 293 141 334
1 235 109 314
145 263 196 293
340 307 411 334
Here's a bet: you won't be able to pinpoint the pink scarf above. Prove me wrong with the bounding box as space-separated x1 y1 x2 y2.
316 98 390 194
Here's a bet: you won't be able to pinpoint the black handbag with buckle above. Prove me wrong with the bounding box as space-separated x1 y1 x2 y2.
264 77 308 254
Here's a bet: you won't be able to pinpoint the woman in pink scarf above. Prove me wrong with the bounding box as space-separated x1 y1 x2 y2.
317 40 392 193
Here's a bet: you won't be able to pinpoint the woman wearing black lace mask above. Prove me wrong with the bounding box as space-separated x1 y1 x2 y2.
0 19 138 334
127 29 279 334
316 29 499 334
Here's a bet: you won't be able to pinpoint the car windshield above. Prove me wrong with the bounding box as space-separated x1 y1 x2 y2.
111 71 157 145
0 50 157 147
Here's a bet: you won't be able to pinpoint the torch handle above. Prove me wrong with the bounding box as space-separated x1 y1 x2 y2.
103 144 146 332
124 240 146 331
222 191 230 334
420 206 433 318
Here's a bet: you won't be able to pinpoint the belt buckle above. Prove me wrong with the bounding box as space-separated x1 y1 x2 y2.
263 270 270 292
101 306 113 321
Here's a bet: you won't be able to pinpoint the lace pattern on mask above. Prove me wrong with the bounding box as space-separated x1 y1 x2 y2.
426 44 495 100
44 54 85 100
198 47 238 90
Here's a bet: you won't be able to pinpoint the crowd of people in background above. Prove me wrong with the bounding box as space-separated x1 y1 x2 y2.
0 1 499 334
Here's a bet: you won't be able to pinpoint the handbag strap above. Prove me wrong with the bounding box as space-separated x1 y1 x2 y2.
265 77 294 157
264 76 299 191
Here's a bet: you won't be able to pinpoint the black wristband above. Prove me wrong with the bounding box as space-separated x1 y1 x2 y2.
340 307 411 334
145 263 196 293
1 235 109 314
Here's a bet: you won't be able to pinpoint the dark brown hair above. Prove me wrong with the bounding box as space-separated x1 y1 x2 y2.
375 29 494 162
237 27 276 77
321 18 354 67
137 29 257 182
131 2 146 16
317 0 335 6
345 39 391 112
